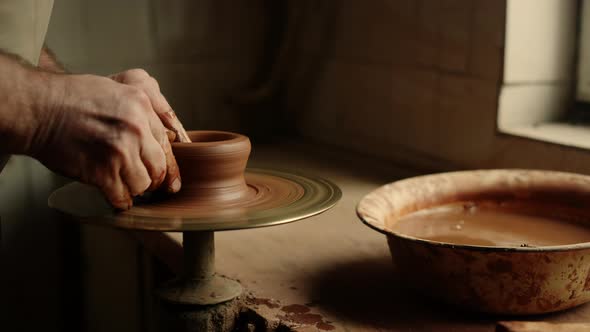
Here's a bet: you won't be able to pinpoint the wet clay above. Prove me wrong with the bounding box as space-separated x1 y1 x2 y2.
121 131 305 219
170 131 251 201
390 201 590 247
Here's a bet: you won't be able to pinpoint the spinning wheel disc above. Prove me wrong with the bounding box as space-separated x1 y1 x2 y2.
48 168 341 232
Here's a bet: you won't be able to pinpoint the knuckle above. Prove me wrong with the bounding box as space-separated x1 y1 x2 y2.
126 86 147 102
107 141 127 160
127 68 149 78
118 113 146 138
132 90 152 110
123 101 144 120
104 132 138 161
121 88 152 118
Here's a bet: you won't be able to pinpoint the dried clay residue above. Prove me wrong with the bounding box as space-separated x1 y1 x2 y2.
281 304 310 314
247 296 280 309
316 322 336 330
280 304 336 330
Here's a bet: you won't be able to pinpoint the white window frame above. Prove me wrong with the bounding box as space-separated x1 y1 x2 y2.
497 0 590 150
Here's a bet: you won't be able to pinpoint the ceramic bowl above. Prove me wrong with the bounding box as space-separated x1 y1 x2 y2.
357 169 590 315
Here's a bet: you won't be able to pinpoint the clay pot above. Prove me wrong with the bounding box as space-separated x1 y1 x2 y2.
171 131 251 203
357 170 590 315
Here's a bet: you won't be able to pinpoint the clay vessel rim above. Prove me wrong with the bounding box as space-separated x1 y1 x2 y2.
357 169 590 252
171 130 248 147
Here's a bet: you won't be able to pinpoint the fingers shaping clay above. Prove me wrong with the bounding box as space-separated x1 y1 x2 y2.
123 131 305 219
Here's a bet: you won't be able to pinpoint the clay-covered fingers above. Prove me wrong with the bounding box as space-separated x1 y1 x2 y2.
138 129 167 192
162 135 181 193
125 72 183 192
114 89 170 198
120 153 152 197
100 167 133 210
122 99 167 192
145 110 181 193
108 69 183 193
43 73 181 211
106 120 165 208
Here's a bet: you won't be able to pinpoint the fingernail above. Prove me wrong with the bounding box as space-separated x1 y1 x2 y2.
171 177 181 192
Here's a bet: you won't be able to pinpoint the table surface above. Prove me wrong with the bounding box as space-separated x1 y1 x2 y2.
138 141 590 331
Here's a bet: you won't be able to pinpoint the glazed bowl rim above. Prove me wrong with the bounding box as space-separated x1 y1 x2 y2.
357 169 590 253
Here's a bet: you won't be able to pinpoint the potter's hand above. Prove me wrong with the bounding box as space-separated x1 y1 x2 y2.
109 69 190 141
30 74 181 209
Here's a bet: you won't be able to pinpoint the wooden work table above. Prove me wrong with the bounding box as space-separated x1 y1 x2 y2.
136 141 590 331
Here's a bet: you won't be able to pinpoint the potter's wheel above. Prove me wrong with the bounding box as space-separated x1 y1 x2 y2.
49 168 340 232
49 131 341 305
48 130 341 306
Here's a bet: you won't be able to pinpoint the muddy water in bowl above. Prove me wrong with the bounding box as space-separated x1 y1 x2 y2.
357 170 590 315
392 201 590 247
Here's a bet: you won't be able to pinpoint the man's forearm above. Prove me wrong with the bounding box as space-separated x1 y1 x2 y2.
38 45 66 73
0 51 63 154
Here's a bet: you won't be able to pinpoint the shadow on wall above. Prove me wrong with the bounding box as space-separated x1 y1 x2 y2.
234 0 343 141
276 1 343 140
